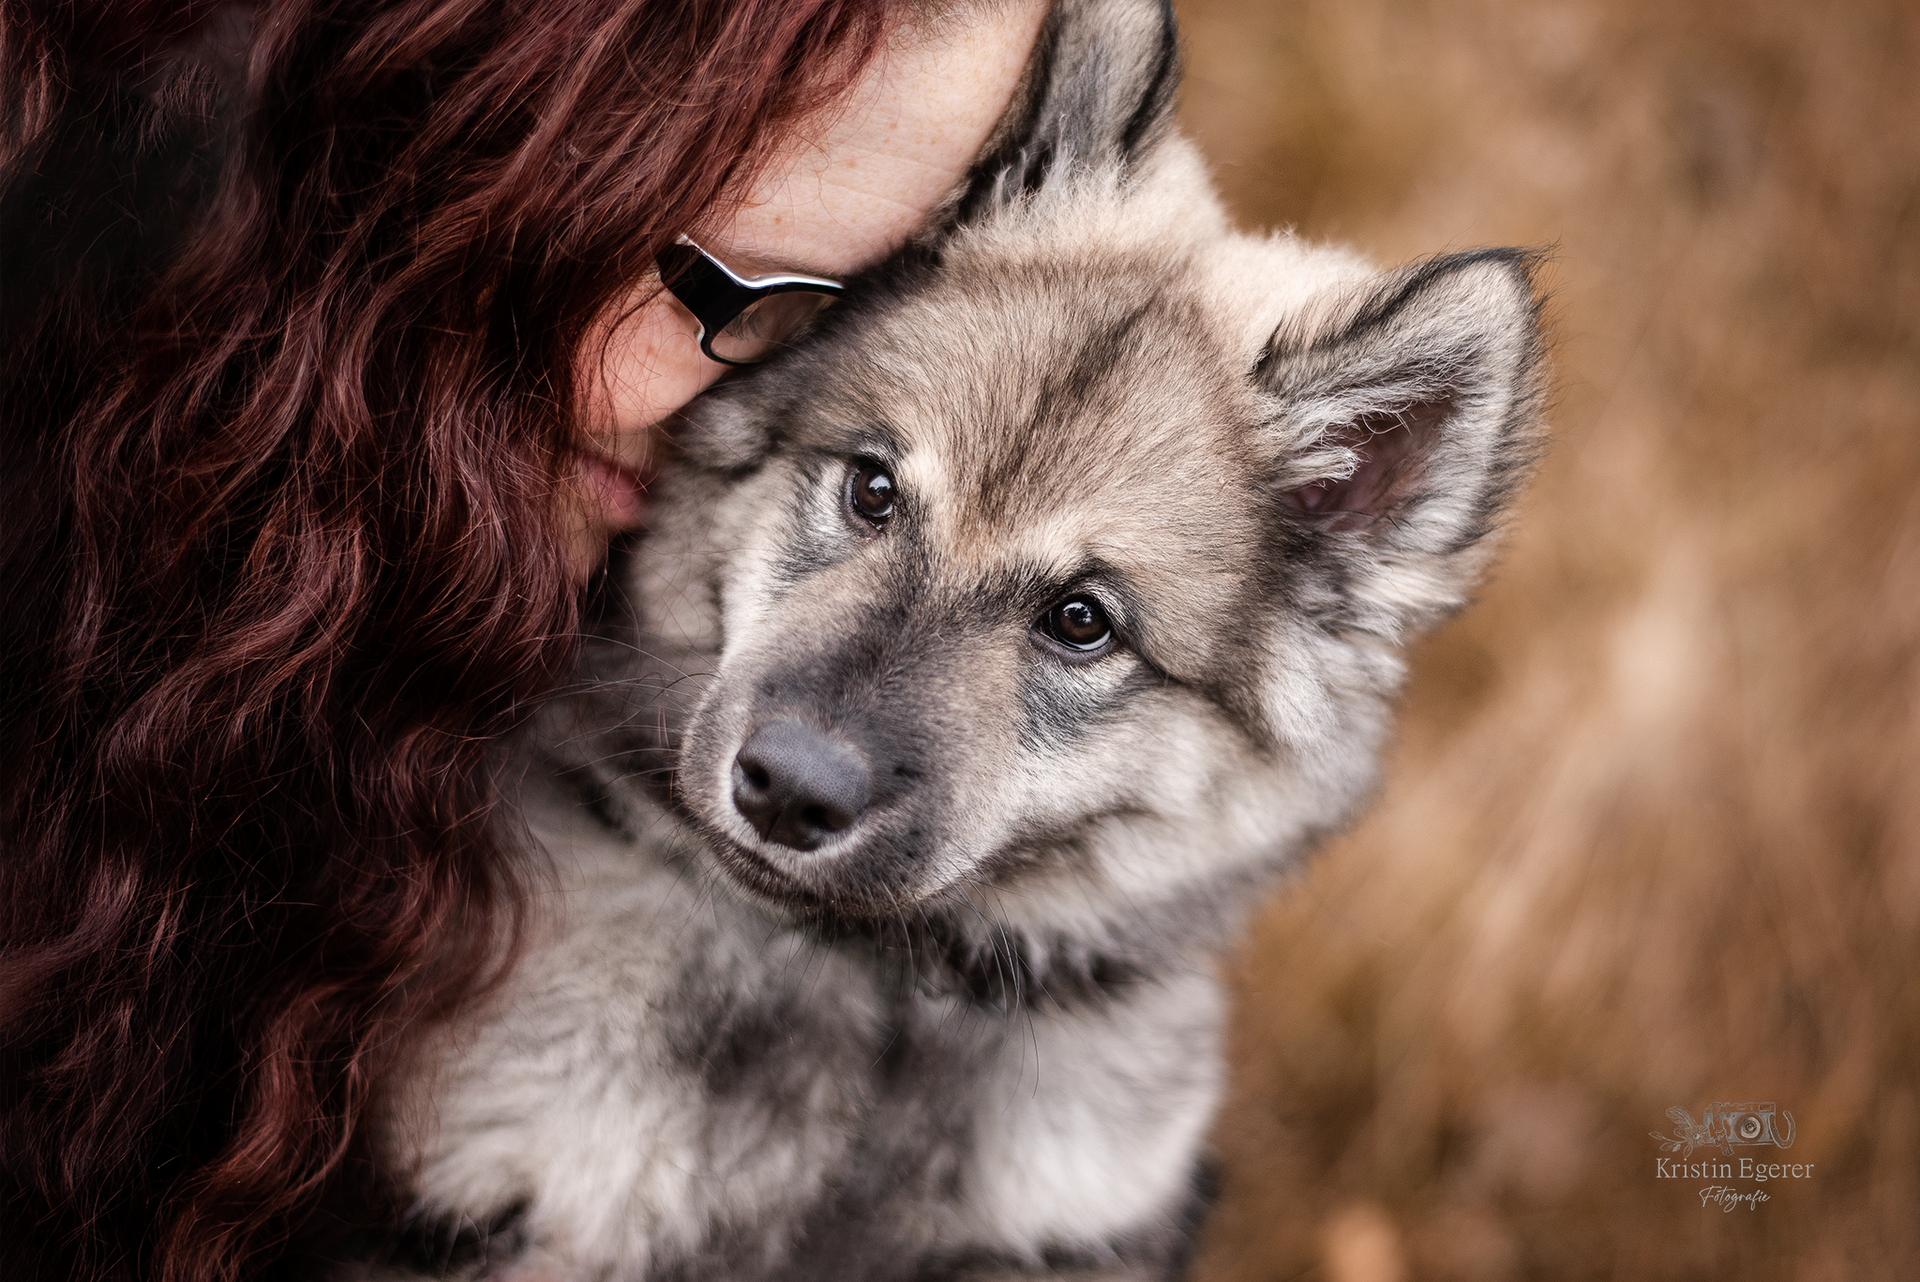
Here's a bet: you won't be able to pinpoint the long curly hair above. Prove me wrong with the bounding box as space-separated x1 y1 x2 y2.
0 1 891 1277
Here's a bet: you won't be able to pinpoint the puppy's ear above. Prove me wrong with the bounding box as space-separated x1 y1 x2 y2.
951 0 1180 219
1258 248 1546 634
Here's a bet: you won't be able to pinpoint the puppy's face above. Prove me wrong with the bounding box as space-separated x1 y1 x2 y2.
637 216 1542 933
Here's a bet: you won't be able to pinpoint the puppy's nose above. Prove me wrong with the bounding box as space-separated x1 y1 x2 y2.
731 721 871 851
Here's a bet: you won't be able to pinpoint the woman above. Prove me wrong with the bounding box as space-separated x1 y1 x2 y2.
0 1 1045 1277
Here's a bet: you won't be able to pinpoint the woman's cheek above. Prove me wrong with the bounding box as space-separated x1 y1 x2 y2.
586 289 724 451
564 289 722 576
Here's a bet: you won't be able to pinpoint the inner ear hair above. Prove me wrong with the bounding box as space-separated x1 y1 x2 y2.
1281 399 1452 534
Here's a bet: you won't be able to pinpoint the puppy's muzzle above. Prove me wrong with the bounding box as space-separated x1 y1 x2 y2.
731 721 872 851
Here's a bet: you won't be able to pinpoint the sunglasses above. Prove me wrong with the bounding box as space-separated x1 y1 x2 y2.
654 236 846 366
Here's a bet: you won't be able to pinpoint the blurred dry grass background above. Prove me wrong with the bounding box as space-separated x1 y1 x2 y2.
1171 1 1920 1278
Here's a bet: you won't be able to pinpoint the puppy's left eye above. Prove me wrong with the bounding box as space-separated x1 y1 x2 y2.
1037 595 1113 653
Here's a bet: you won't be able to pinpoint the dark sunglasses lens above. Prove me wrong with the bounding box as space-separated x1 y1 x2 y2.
710 290 840 363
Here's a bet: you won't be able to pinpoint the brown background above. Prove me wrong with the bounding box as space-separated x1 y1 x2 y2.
1170 1 1920 1278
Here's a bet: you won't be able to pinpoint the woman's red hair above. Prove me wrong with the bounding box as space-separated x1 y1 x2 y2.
0 1 892 1277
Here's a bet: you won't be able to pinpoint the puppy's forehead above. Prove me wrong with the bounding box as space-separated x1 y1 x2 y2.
839 255 1268 566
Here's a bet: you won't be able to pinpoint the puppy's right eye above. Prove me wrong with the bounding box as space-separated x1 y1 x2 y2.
847 463 895 528
1036 595 1114 655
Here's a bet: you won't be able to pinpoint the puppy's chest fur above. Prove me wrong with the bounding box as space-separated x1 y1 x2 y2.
378 768 1221 1282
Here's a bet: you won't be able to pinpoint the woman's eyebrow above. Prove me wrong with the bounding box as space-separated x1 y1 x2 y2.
709 241 844 282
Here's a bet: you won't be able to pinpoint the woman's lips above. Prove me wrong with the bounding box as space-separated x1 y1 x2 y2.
577 450 650 530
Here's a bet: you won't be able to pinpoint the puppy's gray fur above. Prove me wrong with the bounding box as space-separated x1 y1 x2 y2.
353 2 1544 1278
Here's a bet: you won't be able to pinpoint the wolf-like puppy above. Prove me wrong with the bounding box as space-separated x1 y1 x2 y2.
356 4 1544 1280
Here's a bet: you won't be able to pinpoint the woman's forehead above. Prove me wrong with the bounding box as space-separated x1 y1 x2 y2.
706 0 1048 281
